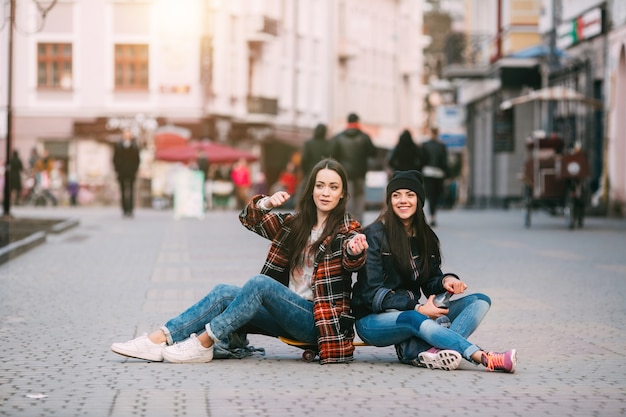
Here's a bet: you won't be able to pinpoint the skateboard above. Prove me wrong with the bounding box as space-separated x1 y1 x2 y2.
278 336 370 362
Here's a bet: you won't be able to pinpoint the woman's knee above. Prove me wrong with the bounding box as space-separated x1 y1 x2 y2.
473 293 491 307
244 274 276 291
211 283 240 298
396 310 428 330
213 283 236 291
418 318 446 338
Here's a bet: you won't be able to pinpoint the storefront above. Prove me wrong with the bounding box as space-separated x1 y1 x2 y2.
607 24 626 215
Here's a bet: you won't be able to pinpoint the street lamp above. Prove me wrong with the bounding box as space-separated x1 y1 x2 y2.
3 0 16 217
3 0 57 217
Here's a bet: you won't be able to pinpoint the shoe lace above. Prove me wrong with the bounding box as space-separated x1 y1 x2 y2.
172 334 199 352
483 351 504 371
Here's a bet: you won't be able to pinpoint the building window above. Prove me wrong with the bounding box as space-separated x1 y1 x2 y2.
114 44 149 90
37 43 73 89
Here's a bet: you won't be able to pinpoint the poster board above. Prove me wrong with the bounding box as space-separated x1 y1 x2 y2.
173 169 205 219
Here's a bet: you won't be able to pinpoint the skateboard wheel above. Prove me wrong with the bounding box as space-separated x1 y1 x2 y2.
302 350 316 362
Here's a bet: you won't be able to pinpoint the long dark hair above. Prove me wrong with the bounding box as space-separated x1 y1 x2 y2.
376 193 440 278
286 158 349 267
389 129 421 172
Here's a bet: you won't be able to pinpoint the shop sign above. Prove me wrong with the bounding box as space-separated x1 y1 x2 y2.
557 7 603 50
436 105 466 149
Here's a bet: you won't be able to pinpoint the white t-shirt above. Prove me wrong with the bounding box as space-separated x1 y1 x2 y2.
289 228 322 301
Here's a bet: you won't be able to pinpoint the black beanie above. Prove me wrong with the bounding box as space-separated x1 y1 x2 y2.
386 170 425 203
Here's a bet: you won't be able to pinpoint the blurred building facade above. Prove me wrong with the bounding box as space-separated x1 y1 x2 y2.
426 0 545 208
607 1 626 216
0 0 425 205
428 0 625 216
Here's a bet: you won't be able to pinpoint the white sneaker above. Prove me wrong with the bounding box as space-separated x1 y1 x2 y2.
417 348 462 371
162 334 214 363
111 334 165 361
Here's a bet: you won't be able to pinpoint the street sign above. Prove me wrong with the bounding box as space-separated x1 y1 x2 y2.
436 105 466 148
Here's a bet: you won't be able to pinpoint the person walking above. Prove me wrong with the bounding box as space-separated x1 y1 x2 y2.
231 158 251 210
195 149 210 183
329 113 377 223
387 129 424 173
421 127 449 227
113 129 140 217
351 170 517 372
301 123 330 179
8 150 24 205
111 158 368 364
194 148 211 209
28 147 39 172
33 149 58 206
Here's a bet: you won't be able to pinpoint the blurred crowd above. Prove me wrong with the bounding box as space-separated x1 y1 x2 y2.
1 114 459 217
1 147 78 208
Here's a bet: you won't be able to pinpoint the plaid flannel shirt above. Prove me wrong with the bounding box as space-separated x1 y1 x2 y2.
239 194 365 364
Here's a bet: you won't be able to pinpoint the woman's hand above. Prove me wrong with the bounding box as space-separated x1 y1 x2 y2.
416 294 448 319
266 191 291 209
443 276 467 294
347 233 368 255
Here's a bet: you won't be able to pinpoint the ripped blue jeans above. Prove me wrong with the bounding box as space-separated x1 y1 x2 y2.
161 275 317 345
355 293 491 361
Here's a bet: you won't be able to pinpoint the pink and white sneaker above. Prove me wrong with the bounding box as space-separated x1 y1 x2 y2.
417 347 462 371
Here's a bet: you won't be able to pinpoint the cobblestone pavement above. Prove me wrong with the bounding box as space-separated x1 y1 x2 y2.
1 205 625 417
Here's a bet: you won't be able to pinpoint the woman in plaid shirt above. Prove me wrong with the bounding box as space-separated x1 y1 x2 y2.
112 158 368 364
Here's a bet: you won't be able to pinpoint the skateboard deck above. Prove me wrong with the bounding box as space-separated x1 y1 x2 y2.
278 336 369 362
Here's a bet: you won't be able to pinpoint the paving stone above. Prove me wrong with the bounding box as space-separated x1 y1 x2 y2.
1 206 625 417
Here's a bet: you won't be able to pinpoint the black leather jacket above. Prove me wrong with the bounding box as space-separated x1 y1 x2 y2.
330 127 377 180
351 220 455 319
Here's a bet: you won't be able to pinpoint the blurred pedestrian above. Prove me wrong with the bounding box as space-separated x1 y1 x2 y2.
387 129 424 173
33 149 58 206
194 148 211 209
113 129 140 217
329 113 377 223
421 127 449 227
9 150 24 205
111 158 367 364
211 168 234 209
277 161 298 194
195 148 210 183
28 147 39 171
351 170 517 372
67 174 79 206
301 123 330 179
272 161 299 210
252 171 268 196
231 158 251 210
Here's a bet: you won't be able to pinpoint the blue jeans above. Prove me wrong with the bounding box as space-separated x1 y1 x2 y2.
355 293 491 361
161 275 317 345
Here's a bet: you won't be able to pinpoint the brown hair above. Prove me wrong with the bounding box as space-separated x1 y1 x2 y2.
286 158 350 267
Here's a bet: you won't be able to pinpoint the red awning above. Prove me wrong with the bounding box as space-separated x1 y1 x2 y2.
154 132 188 150
154 141 258 164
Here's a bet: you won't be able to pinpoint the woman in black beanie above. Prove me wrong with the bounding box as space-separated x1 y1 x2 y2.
351 170 517 372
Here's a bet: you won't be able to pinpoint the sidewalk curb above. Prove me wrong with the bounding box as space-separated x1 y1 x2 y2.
0 217 80 264
50 217 80 234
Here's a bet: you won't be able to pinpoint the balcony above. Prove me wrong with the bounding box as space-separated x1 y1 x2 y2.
246 15 279 43
337 38 358 63
247 96 278 116
440 32 496 79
